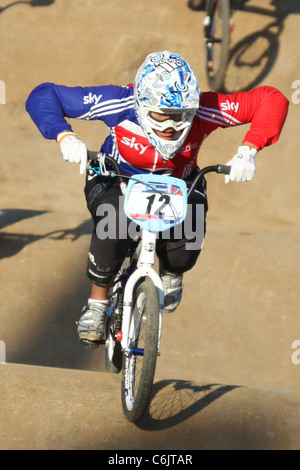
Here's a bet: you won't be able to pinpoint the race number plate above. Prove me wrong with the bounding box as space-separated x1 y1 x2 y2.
124 174 187 232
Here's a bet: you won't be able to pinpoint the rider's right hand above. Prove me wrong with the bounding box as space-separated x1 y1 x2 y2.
57 131 88 175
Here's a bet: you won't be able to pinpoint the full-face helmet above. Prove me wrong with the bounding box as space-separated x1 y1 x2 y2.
134 51 201 160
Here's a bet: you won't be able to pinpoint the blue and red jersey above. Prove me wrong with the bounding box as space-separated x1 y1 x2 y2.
26 82 288 179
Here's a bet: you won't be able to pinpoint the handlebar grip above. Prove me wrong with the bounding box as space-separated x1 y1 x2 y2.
217 164 231 175
87 150 100 160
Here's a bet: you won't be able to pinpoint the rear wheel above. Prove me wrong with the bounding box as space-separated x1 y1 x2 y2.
105 307 123 374
204 0 231 91
121 279 159 423
105 246 140 374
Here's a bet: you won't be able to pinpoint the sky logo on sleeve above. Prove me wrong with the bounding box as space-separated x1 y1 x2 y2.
83 93 102 105
220 100 239 112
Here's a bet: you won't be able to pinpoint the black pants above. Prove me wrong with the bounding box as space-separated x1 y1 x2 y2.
84 171 208 287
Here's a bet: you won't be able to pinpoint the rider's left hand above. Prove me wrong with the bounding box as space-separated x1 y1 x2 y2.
225 145 257 184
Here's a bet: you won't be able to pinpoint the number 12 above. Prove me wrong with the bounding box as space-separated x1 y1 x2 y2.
146 194 170 216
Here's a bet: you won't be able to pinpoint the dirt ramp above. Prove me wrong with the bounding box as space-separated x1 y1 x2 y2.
0 363 299 450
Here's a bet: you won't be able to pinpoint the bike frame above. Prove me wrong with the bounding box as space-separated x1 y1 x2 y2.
121 228 164 352
121 171 187 353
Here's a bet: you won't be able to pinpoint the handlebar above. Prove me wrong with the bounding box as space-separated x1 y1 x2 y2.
88 150 104 160
88 150 128 189
88 150 120 174
87 151 231 199
187 164 230 197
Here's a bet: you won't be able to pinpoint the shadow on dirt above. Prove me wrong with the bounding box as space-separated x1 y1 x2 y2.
5 263 104 371
188 0 300 92
1 210 100 371
132 379 295 449
221 0 300 92
0 208 48 230
0 0 55 14
0 209 91 259
137 380 239 430
6 273 104 372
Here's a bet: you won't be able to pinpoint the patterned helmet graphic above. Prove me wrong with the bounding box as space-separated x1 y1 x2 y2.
134 51 201 160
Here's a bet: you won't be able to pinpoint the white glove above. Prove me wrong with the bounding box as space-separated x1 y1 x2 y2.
57 131 88 175
225 145 257 184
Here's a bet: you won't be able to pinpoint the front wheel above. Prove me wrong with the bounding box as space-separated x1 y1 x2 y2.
121 279 159 423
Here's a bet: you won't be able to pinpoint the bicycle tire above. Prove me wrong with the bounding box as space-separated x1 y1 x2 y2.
105 244 140 374
105 279 126 374
121 279 159 422
204 0 231 91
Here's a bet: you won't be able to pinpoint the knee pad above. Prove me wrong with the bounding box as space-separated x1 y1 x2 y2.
86 266 116 287
86 252 120 287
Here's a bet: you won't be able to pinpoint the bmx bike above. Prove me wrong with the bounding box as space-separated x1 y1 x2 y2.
87 151 230 423
203 0 232 92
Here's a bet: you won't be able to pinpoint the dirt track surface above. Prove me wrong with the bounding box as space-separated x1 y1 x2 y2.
0 0 299 450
